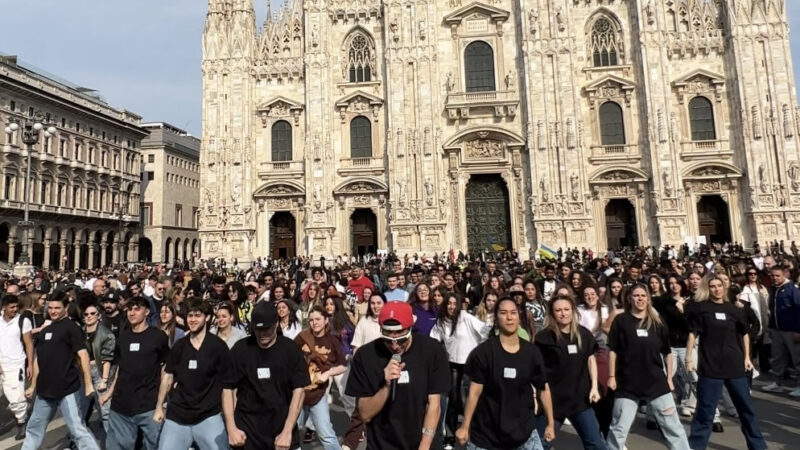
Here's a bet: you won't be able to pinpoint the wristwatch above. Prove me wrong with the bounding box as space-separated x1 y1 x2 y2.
422 427 436 437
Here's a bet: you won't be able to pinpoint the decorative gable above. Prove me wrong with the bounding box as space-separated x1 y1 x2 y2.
257 96 304 126
335 90 383 123
443 2 510 38
584 75 636 107
672 69 725 103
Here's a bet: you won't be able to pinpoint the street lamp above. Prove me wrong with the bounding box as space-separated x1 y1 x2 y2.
5 112 57 267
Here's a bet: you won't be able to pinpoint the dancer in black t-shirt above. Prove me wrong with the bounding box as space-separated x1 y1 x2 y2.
223 301 310 450
457 297 554 450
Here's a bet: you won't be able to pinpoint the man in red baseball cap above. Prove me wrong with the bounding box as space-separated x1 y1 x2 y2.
345 302 450 450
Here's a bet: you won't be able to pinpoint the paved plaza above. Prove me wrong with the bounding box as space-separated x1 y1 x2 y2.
2 378 797 450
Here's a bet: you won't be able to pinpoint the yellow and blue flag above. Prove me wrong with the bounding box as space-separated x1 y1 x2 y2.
539 244 557 259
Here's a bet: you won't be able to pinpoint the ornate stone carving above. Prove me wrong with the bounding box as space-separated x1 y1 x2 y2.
663 170 672 197
783 104 794 138
788 164 800 192
759 165 769 193
752 105 762 139
570 173 579 201
465 139 503 159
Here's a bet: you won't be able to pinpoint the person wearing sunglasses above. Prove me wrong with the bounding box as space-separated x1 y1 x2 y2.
345 301 450 450
81 303 116 435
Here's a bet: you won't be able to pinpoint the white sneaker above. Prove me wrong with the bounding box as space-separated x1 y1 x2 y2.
762 382 787 393
680 406 693 417
789 388 800 398
752 368 760 379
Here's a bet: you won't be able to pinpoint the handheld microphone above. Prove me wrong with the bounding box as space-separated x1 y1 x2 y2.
390 353 402 402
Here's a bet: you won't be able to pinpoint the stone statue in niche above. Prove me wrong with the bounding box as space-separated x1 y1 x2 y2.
789 165 800 192
783 104 794 138
663 170 673 197
313 185 322 209
570 173 579 201
418 20 426 40
529 10 539 36
424 178 434 206
555 7 565 32
752 105 762 139
759 164 769 193
504 71 514 90
310 24 319 47
645 1 655 25
445 72 455 92
395 180 407 207
540 179 550 203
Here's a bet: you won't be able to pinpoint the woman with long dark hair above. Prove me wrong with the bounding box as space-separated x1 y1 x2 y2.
324 295 357 421
606 285 689 450
410 282 437 335
456 297 554 450
578 285 615 437
277 298 302 340
523 280 547 333
159 303 185 348
210 301 246 349
535 294 606 449
430 293 489 447
686 274 766 450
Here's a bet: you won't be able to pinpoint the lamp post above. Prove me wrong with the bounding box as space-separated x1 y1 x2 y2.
5 112 57 268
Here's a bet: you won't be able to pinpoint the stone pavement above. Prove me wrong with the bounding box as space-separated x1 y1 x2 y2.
2 379 797 449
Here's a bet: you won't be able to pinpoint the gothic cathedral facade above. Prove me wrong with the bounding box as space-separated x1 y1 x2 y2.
200 0 800 263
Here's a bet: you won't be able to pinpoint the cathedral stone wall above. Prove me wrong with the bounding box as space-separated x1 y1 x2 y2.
200 0 800 262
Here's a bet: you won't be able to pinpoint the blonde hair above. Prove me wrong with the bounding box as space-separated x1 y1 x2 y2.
543 294 582 349
693 273 728 303
625 284 663 331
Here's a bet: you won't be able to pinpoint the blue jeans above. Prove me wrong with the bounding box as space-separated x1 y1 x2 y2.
159 413 229 450
689 376 767 450
468 426 544 450
22 390 100 450
297 393 341 450
536 407 608 450
80 364 112 433
607 394 689 450
106 409 162 450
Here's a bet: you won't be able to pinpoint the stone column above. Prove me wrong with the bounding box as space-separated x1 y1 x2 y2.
100 241 107 267
73 243 81 269
87 238 96 269
43 239 51 270
58 240 67 270
7 238 16 265
128 242 137 264
112 242 119 264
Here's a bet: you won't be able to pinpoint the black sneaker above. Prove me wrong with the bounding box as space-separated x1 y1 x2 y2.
303 429 316 443
712 422 724 433
14 423 25 440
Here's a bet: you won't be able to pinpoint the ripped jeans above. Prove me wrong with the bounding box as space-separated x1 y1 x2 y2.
607 394 689 450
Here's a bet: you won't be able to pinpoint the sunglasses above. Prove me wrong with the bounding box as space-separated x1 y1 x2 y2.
381 331 411 346
84 311 98 317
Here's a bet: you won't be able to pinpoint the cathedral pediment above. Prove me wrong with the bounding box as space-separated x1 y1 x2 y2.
443 2 510 25
257 96 304 125
333 178 389 196
672 69 725 102
672 69 725 87
335 91 383 121
584 75 635 94
682 163 742 180
589 167 649 184
253 180 305 198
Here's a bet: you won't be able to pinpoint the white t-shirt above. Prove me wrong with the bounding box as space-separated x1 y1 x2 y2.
429 312 490 364
0 314 32 366
352 316 382 350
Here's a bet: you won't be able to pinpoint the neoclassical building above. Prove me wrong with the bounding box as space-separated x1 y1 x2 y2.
200 0 800 262
0 54 146 269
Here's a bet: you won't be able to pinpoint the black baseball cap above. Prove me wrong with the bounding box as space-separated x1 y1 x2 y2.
251 302 278 329
103 291 119 303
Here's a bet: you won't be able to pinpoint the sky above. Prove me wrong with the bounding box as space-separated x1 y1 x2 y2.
1 0 800 138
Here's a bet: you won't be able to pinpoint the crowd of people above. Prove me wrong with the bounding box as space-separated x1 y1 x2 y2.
0 242 796 450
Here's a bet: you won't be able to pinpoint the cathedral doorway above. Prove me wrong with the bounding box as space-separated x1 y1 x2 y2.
697 195 731 244
605 199 638 250
351 209 377 256
139 237 153 263
465 174 511 253
270 212 296 259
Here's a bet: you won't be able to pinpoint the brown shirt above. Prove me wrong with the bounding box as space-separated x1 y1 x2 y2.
294 329 346 405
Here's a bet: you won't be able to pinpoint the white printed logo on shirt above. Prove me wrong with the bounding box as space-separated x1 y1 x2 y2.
636 329 649 338
129 343 140 352
44 332 52 341
715 312 726 321
503 367 517 379
257 368 271 380
399 370 410 384
188 360 198 370
567 345 578 354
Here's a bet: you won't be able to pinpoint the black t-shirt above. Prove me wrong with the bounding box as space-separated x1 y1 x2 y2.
607 313 671 401
535 327 598 420
345 334 450 450
86 330 97 361
104 311 126 337
165 332 232 425
687 300 747 379
111 327 169 416
465 338 547 449
653 296 690 348
222 336 310 450
36 318 86 399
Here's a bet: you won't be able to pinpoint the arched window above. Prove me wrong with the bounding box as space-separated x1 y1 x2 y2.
464 41 496 92
271 120 292 161
599 102 625 145
590 18 620 67
689 96 716 141
350 116 372 158
346 32 374 83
